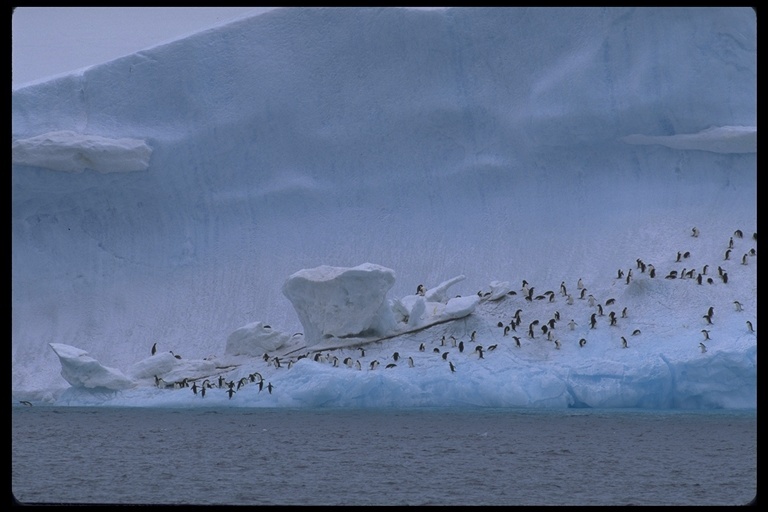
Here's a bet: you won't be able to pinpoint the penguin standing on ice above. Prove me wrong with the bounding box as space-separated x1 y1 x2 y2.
590 314 597 329
724 249 731 260
267 382 274 394
568 319 578 331
699 343 707 354
692 227 700 237
151 343 157 356
449 361 456 373
408 356 414 368
701 329 710 340
734 301 743 312
621 337 628 348
459 341 465 353
513 336 521 348
227 388 236 399
746 321 754 333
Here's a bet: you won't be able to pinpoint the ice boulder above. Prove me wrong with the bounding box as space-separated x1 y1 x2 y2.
12 130 152 173
225 321 291 356
282 263 396 345
127 351 217 384
49 343 135 390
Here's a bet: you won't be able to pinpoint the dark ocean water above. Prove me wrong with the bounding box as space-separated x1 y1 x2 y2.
12 406 756 506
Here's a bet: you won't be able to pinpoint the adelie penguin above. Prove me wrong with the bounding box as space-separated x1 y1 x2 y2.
449 361 456 373
621 337 628 349
734 301 743 312
699 343 707 354
267 382 274 394
151 343 157 356
746 321 754 333
579 338 587 347
513 336 521 348
701 329 710 340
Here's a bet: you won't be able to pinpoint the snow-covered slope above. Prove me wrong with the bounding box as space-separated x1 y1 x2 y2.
11 7 756 405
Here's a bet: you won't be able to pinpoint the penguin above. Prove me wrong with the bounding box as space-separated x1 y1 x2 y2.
470 331 477 342
626 274 631 285
590 313 597 329
692 227 699 237
560 281 567 296
267 382 274 394
510 336 521 348
218 375 225 388
236 378 246 390
408 356 414 368
665 271 678 279
487 344 498 351
621 307 628 319
741 254 748 265
746 321 754 333
728 237 734 249
475 345 484 358
618 268 624 278
227 388 236 399
577 278 584 289
386 363 397 369
514 309 523 323
597 304 604 316
419 342 425 352
355 360 362 370
734 229 743 238
621 337 628 348
393 352 400 362
459 341 465 353
580 288 587 300
497 321 504 328
649 266 656 278
359 347 366 357
370 360 379 370
19 400 33 406
170 351 181 360
554 311 561 321
753 232 757 241
734 301 743 312
344 357 353 367
750 248 756 256
331 356 338 368
547 318 557 329
707 306 714 318
566 294 574 305
707 278 714 285
579 338 587 347
503 325 511 336
702 264 708 275
433 347 441 353
697 274 702 285
201 386 206 398
632 329 641 336
313 353 323 362
449 361 456 373
417 284 426 296
554 340 561 350
699 343 707 354
568 319 577 331
547 330 554 341
722 272 728 284
541 325 549 335
606 298 616 306
442 351 449 360
151 343 157 356
274 357 282 369
440 335 446 346
683 251 690 259
724 249 731 260
587 294 596 307
258 380 264 392
676 251 682 263
609 313 617 327
191 382 199 395
703 314 713 325
701 329 710 340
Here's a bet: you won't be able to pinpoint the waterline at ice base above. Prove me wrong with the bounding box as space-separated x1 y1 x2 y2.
11 7 756 408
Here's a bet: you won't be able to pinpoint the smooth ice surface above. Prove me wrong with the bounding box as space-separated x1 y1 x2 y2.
11 7 756 408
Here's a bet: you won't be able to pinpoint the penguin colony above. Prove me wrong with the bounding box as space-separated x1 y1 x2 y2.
147 226 755 401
